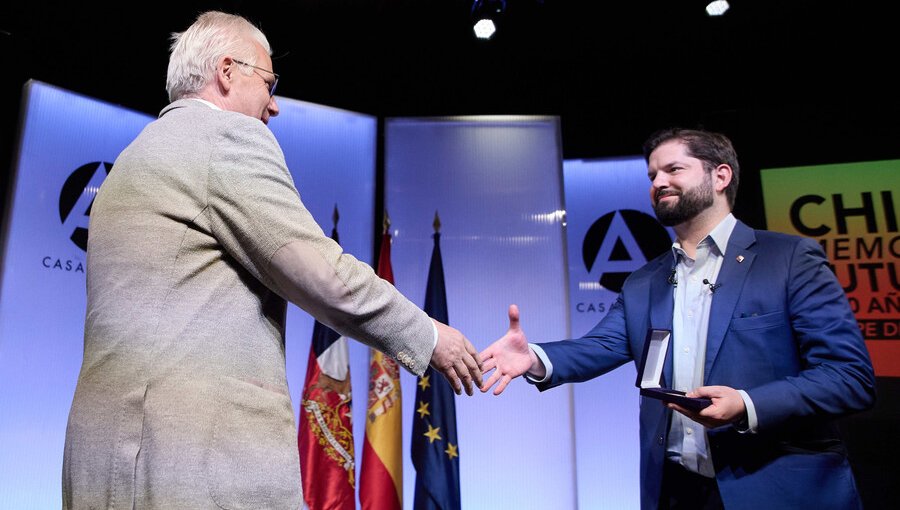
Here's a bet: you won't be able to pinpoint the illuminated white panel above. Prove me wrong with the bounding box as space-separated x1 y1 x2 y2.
385 116 572 509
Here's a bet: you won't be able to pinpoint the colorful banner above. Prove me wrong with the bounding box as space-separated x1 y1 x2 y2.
762 161 900 377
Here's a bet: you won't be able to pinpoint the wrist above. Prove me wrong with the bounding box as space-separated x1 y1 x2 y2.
526 348 546 378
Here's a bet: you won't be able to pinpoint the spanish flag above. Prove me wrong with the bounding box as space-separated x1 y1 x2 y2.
359 220 403 510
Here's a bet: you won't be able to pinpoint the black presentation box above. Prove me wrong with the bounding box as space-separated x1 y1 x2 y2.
635 329 712 413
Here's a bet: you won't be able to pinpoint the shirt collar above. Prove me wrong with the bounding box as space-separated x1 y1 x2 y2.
186 97 221 111
705 213 737 255
669 213 737 262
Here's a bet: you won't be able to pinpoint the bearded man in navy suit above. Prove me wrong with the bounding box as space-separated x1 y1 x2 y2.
480 128 875 510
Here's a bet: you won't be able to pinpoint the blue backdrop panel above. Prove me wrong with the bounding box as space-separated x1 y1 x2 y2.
0 81 154 508
563 157 674 509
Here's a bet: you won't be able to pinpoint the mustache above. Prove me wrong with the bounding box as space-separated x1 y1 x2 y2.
655 189 679 201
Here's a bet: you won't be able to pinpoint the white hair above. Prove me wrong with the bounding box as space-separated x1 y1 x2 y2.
165 11 272 101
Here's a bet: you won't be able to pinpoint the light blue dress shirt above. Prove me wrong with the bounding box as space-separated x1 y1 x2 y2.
665 214 734 477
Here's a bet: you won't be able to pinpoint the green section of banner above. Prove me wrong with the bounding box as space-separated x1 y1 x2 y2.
761 160 900 377
761 160 899 236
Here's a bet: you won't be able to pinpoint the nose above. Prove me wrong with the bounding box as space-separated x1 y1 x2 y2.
651 173 669 193
650 173 672 202
268 96 280 118
652 171 670 187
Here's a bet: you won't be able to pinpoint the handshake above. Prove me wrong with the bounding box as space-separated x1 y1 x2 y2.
431 304 745 430
430 304 538 396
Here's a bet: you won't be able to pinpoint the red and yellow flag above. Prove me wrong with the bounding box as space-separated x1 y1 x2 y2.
359 227 404 510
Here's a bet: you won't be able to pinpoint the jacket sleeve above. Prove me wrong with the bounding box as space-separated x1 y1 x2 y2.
744 237 876 431
535 293 634 391
205 113 434 375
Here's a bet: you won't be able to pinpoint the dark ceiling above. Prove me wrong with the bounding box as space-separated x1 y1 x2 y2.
2 1 898 228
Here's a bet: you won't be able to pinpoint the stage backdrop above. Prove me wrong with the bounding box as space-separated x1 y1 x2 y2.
563 157 675 509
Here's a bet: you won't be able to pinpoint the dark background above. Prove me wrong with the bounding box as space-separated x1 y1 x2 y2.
4 1 900 227
2 1 898 507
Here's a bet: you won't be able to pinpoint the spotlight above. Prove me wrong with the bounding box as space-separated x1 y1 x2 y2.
705 1 730 16
471 0 506 40
473 19 497 40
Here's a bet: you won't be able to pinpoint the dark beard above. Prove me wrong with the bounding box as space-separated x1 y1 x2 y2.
653 176 714 226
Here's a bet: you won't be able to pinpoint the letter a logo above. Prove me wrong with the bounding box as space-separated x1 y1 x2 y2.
59 162 112 251
582 210 672 293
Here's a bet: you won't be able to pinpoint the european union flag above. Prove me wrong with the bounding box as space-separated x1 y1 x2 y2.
411 230 461 510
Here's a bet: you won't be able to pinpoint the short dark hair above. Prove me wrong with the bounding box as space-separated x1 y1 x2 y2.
642 128 740 209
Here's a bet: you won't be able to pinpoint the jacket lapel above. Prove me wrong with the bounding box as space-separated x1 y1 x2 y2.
704 221 757 380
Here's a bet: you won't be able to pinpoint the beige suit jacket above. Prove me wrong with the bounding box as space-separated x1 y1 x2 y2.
62 99 434 509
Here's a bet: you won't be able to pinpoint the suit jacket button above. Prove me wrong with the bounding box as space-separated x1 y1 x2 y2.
658 436 664 445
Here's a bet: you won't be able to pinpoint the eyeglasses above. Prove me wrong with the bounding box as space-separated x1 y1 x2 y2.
233 59 279 96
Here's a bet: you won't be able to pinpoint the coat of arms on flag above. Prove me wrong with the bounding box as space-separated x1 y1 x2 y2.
298 206 356 510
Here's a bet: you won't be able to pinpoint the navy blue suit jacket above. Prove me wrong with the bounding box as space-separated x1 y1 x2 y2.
535 220 876 509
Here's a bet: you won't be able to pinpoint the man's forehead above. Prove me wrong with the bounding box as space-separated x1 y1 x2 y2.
650 140 693 167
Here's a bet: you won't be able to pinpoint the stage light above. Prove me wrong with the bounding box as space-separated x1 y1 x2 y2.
471 0 506 40
706 1 730 16
474 19 497 39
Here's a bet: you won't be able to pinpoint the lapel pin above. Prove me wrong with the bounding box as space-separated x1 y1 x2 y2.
737 255 745 263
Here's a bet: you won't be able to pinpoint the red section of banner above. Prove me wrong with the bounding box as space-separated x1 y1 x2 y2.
866 340 900 378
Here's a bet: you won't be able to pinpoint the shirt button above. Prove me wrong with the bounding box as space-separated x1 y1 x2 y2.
683 347 690 353
686 428 693 435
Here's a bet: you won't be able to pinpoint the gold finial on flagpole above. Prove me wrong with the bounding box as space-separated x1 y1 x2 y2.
332 204 340 228
383 209 391 234
433 210 441 233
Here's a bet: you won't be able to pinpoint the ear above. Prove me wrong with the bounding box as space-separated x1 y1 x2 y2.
713 163 732 193
217 56 234 93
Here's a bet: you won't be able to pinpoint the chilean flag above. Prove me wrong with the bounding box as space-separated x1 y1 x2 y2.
298 223 355 510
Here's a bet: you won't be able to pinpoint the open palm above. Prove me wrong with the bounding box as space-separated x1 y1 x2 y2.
479 304 536 395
